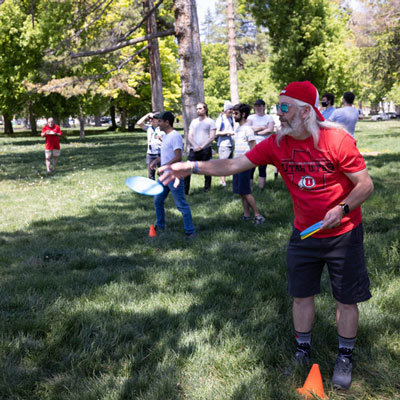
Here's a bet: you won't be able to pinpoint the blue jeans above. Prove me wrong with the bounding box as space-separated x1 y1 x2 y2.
154 179 195 234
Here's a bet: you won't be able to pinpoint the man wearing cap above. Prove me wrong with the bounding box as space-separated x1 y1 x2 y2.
158 81 373 390
150 111 195 237
137 111 164 180
215 100 235 186
184 102 216 194
247 99 275 189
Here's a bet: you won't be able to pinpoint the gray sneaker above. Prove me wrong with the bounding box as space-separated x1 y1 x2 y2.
254 214 266 224
332 355 352 390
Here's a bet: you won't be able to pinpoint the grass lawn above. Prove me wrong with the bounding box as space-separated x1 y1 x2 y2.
0 120 399 400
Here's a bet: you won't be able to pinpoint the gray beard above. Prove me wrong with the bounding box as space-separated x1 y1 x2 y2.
278 114 304 138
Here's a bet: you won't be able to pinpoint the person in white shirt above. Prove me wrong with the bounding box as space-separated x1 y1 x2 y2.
247 99 275 188
231 103 265 224
184 102 216 194
137 111 164 180
215 100 235 187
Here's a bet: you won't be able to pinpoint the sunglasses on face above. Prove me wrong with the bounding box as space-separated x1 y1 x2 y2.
276 103 294 113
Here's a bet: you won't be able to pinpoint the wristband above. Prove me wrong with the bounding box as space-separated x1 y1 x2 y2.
191 161 199 174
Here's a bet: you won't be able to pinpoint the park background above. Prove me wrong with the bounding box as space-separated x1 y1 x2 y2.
1 0 400 399
0 0 399 134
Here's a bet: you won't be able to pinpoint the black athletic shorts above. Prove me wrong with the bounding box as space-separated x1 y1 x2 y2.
286 223 371 304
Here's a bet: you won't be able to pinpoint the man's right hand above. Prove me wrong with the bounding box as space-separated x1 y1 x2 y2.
159 161 192 186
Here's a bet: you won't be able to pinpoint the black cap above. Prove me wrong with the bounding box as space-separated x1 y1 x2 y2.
254 99 265 106
153 111 174 125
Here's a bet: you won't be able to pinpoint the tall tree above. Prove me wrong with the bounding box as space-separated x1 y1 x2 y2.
145 0 164 112
174 0 205 151
226 0 239 104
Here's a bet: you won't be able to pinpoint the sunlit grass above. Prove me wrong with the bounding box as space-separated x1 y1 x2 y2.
0 122 399 399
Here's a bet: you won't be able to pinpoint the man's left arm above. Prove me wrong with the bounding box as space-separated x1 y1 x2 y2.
256 122 275 136
321 168 374 229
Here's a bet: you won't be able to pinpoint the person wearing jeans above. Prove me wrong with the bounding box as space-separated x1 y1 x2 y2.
154 178 195 235
151 111 195 237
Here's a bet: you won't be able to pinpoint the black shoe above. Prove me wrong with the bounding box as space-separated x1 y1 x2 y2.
294 343 311 366
155 225 165 232
185 232 196 239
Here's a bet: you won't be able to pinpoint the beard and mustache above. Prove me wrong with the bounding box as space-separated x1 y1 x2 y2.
278 109 304 139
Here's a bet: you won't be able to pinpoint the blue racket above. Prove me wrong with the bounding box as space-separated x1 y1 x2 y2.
125 176 164 196
300 221 323 240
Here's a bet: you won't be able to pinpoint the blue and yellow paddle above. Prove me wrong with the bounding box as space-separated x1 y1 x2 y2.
300 221 323 240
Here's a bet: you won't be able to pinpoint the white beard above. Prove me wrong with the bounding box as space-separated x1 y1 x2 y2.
278 112 304 138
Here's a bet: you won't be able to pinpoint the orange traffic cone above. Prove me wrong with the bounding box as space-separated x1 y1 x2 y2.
148 224 157 237
297 363 327 399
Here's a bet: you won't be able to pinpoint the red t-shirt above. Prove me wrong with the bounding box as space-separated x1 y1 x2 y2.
42 124 62 150
245 128 366 237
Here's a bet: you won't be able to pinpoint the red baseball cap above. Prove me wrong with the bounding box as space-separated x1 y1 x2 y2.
280 81 325 121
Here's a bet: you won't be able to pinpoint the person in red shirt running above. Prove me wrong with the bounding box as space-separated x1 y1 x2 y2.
157 81 374 391
41 117 62 174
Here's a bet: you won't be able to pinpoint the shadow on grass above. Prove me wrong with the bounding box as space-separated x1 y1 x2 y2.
364 152 400 167
1 165 399 399
0 134 147 181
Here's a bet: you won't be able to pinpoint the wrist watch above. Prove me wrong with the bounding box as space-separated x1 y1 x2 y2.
339 202 350 215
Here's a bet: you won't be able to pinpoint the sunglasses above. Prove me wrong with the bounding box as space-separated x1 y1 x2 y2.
276 103 294 113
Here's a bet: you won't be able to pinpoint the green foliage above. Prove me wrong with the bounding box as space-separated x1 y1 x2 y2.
245 0 358 97
387 83 400 106
355 0 400 104
201 43 230 116
238 55 278 109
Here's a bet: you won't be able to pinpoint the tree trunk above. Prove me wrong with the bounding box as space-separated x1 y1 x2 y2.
94 114 101 127
120 108 127 131
226 0 239 105
174 0 205 153
110 102 118 130
79 105 85 139
29 108 37 135
3 114 14 134
146 0 164 113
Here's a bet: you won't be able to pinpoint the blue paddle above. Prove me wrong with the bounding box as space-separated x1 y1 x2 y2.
125 176 164 196
300 221 323 240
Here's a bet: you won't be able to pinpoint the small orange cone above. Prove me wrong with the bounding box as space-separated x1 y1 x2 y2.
297 364 327 399
148 224 157 237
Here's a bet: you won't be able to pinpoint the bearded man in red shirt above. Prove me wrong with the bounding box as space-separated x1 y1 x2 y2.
41 117 63 174
158 81 374 390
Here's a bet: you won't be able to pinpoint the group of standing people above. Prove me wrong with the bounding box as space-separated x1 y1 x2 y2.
137 88 365 237
138 99 278 235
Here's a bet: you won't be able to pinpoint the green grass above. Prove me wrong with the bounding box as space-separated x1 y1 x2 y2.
1 121 400 399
